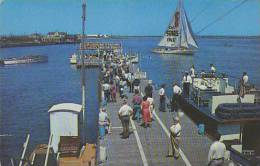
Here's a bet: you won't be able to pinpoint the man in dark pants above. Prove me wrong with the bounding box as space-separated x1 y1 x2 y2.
145 80 153 98
182 72 192 98
172 83 182 112
118 99 133 138
159 84 166 112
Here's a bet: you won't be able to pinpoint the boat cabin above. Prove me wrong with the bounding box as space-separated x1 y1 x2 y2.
190 73 256 115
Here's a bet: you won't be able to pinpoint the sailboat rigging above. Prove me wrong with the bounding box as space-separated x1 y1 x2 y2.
152 0 198 55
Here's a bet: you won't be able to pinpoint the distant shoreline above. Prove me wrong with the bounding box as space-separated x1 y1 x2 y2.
1 35 259 49
109 35 260 39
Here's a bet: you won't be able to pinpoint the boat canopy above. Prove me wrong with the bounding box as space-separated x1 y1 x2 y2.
158 0 198 49
48 103 82 113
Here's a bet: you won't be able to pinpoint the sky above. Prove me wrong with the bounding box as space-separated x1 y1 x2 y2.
0 0 259 36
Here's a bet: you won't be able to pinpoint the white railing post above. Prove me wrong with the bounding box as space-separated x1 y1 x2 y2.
19 134 30 166
44 134 53 166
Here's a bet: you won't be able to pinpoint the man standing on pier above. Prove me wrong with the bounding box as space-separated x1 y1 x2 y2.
159 84 166 112
172 83 182 112
118 99 133 139
208 135 226 166
167 117 181 159
210 64 216 74
145 80 153 98
182 71 192 97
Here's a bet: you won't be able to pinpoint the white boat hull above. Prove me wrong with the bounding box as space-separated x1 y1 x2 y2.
70 54 78 64
152 47 195 55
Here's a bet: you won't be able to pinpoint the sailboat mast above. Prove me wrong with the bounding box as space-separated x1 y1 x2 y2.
81 0 86 143
178 0 182 49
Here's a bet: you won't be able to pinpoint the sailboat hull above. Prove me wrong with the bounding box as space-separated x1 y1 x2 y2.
152 47 195 55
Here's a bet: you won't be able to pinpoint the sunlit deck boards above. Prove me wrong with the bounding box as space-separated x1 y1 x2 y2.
139 79 212 166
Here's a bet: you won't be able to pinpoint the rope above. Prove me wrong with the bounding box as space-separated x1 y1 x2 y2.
196 0 250 34
190 0 214 24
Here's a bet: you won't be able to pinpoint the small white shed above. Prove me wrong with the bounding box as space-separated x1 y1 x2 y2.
48 103 82 153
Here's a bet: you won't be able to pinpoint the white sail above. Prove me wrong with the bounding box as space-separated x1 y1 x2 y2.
157 0 198 49
181 4 198 48
180 21 189 48
158 4 180 47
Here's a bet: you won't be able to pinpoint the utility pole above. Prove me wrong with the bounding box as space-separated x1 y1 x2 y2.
81 0 87 144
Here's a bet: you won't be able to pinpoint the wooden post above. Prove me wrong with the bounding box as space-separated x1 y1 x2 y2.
19 134 30 166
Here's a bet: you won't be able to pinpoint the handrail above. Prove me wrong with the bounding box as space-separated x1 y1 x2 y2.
44 134 53 166
19 134 30 166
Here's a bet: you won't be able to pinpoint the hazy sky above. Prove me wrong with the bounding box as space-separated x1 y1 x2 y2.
0 0 259 36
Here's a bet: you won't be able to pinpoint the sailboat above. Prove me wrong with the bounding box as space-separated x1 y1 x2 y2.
152 0 198 55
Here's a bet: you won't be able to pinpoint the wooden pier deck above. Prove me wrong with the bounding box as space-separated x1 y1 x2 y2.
98 69 212 166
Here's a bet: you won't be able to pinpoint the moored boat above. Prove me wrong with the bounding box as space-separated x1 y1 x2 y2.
1 55 48 65
179 71 260 165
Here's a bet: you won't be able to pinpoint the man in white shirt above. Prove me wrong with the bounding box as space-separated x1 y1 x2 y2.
190 65 195 79
210 64 216 73
242 72 249 85
172 83 182 112
182 72 192 97
99 108 110 139
168 117 181 158
159 84 166 112
118 99 133 138
103 82 110 103
208 135 226 166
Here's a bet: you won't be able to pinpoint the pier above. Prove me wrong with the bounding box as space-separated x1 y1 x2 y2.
98 64 212 166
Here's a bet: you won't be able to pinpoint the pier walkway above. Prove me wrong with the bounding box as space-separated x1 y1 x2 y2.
98 67 212 166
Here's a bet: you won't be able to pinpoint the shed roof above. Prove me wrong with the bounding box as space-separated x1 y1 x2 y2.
48 103 82 113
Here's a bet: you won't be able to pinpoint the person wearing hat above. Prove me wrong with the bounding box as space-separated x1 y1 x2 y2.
167 116 182 158
118 99 133 138
145 80 153 98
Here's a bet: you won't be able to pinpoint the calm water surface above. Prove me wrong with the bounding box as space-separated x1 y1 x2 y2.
0 37 260 160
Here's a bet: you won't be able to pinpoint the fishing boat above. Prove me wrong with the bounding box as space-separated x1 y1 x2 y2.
152 0 198 55
179 71 260 165
0 55 48 65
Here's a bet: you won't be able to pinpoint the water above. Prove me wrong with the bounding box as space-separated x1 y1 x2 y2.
0 44 100 161
0 36 260 161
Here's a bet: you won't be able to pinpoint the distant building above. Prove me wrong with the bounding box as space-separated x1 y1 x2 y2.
30 33 42 39
66 34 79 42
42 32 67 43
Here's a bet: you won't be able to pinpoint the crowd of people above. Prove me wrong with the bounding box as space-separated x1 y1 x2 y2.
99 59 242 165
